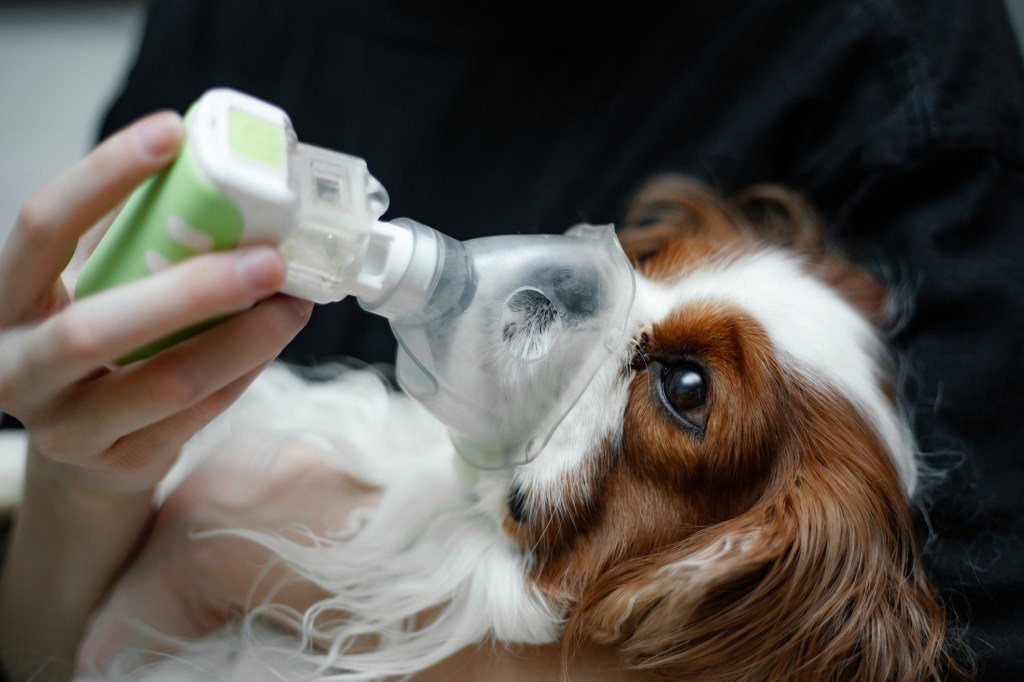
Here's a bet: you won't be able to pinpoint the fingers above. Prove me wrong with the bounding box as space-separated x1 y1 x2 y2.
0 244 313 482
14 246 289 399
49 294 311 466
0 111 183 324
85 362 274 494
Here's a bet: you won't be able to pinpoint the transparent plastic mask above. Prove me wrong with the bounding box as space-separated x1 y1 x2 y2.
382 222 636 469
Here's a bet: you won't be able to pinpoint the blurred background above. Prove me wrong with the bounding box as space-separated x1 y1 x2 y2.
1 0 1023 247
0 0 145 243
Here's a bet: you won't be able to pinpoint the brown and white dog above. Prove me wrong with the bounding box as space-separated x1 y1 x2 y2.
84 176 958 681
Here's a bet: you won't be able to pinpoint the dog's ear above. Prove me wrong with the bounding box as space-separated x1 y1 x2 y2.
729 184 826 253
566 392 959 681
570 493 951 681
729 184 908 331
618 176 827 263
620 175 897 330
618 175 745 263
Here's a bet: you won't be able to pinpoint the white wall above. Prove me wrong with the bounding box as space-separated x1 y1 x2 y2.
0 1 146 246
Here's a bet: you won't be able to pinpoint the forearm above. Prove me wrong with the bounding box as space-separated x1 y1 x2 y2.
0 445 155 681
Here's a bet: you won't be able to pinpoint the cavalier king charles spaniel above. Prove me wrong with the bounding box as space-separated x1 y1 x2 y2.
84 176 961 681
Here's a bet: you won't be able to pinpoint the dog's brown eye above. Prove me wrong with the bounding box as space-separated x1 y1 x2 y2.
663 364 706 429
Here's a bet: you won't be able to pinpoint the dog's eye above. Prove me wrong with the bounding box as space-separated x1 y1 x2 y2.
662 364 706 429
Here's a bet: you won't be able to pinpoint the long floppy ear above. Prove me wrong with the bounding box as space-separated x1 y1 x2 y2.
617 175 747 262
618 174 899 333
617 175 826 263
567 391 958 681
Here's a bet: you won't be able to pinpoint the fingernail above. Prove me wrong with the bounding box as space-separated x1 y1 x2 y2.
135 110 183 161
237 248 284 290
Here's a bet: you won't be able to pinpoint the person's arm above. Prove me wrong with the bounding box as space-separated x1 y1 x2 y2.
0 111 312 682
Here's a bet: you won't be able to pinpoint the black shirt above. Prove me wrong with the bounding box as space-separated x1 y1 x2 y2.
93 0 1024 677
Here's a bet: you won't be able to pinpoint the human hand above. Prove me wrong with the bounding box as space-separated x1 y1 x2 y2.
0 110 312 681
0 110 312 495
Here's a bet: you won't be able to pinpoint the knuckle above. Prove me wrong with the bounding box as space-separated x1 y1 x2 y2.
30 425 72 461
51 313 108 361
16 194 57 245
152 364 207 410
96 430 182 489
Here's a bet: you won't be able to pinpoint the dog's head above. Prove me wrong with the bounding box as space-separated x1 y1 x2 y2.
500 176 952 680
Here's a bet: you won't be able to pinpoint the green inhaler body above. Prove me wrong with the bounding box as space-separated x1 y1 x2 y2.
75 88 389 361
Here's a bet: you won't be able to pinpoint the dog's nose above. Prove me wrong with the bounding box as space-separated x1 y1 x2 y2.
551 266 600 318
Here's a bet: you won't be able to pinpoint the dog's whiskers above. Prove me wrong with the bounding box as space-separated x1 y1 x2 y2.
627 336 651 373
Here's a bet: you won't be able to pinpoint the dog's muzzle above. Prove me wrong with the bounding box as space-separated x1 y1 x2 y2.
389 223 636 469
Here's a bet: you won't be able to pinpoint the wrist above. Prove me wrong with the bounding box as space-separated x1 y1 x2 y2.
26 434 167 498
10 443 156 592
0 446 157 680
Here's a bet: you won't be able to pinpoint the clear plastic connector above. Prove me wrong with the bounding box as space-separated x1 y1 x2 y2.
278 143 390 304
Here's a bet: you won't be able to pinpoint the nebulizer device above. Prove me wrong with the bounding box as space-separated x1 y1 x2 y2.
76 89 635 469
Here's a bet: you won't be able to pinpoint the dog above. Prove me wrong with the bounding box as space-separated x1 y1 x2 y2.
82 175 959 681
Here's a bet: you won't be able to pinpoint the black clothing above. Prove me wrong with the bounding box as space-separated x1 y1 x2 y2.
96 0 1024 677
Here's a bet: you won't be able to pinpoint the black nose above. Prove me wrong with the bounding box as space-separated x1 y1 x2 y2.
551 266 599 318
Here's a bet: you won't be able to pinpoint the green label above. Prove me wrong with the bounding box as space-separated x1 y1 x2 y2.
228 106 285 170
